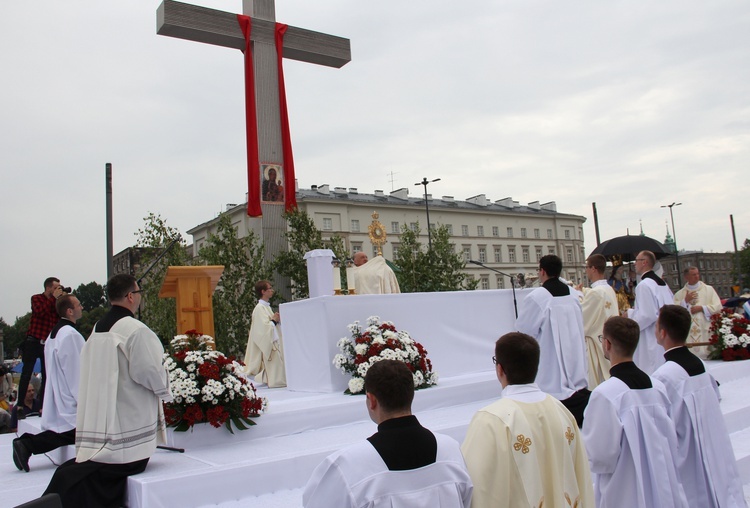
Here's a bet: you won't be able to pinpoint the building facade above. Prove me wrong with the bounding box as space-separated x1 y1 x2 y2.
659 250 738 298
187 186 588 290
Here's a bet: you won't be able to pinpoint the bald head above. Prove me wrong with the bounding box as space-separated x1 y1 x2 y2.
353 252 368 267
635 250 655 275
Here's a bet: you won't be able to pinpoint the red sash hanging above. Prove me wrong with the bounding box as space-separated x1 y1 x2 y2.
275 23 298 212
237 14 262 217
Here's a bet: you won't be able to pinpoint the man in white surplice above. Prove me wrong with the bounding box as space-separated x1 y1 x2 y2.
579 254 618 389
516 254 590 427
244 280 286 388
652 305 747 508
624 250 673 374
12 295 85 472
461 332 594 508
303 360 472 508
673 266 722 358
352 252 401 295
582 316 688 508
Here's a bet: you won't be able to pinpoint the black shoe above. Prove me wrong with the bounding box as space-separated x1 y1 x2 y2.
12 438 31 472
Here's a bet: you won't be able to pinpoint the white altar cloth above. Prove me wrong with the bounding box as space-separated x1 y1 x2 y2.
280 288 527 392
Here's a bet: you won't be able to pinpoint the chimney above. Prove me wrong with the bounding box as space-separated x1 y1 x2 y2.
466 194 488 207
541 201 557 212
390 188 409 200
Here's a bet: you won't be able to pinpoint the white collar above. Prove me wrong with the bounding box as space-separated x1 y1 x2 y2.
501 383 547 403
686 282 701 290
258 300 271 307
591 279 609 288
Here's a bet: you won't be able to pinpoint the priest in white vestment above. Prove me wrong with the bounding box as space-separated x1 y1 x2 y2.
13 295 85 472
352 252 401 295
44 274 173 507
461 332 594 508
625 250 673 374
673 267 722 358
516 255 590 427
580 254 618 388
583 316 688 508
652 305 747 508
244 280 286 388
303 360 472 508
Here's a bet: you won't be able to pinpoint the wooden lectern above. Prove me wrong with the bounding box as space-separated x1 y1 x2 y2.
159 266 224 339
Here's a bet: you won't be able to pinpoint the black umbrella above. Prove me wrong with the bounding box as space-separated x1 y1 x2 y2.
589 234 671 262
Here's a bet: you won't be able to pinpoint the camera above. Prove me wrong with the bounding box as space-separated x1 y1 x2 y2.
60 286 72 293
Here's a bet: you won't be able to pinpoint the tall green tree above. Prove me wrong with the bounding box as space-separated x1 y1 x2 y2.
3 313 31 359
272 209 347 300
393 223 478 293
75 281 106 312
735 239 750 292
135 212 192 345
198 213 271 356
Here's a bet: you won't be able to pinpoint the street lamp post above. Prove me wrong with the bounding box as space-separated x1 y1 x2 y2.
661 202 683 286
415 177 441 251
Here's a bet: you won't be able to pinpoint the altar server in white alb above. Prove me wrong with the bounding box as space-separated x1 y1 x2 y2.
244 280 286 388
303 359 472 508
43 274 173 508
12 295 85 473
673 266 722 358
652 305 746 508
582 316 688 508
624 250 673 374
516 254 590 427
580 254 618 388
461 332 594 508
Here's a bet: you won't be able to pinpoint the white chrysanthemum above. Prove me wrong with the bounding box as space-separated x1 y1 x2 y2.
372 337 386 345
348 377 365 394
354 343 369 355
413 371 424 387
357 362 370 377
366 316 380 327
337 337 349 349
333 354 347 368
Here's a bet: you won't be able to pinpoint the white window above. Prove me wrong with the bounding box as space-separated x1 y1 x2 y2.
507 227 514 238
508 247 516 263
351 219 360 232
481 277 490 290
547 229 553 239
521 228 527 238
463 246 471 261
461 225 469 236
567 248 573 263
496 274 505 289
534 228 540 239
446 224 453 235
323 218 332 231
536 247 543 262
391 221 400 234
522 248 530 263
479 246 487 263
565 230 571 239
477 225 484 237
410 222 418 232
548 246 555 255
494 247 502 263
492 226 499 237
352 243 363 253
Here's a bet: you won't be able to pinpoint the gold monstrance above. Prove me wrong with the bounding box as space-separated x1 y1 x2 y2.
368 211 387 256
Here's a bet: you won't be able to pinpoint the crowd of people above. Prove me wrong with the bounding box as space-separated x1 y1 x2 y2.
8 251 745 507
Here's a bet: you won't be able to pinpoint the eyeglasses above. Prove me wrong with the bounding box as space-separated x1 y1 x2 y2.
598 334 609 344
492 355 498 365
130 289 144 295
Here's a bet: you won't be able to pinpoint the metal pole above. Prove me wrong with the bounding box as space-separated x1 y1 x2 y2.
661 202 682 286
731 214 740 294
415 178 440 252
106 163 114 281
592 202 601 246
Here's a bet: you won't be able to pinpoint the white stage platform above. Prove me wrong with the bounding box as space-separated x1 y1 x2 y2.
3 359 750 507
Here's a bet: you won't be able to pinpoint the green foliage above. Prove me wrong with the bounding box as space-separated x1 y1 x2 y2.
198 213 272 357
393 223 478 293
76 306 108 339
736 239 750 292
272 209 346 300
135 212 192 345
74 281 106 312
2 313 31 359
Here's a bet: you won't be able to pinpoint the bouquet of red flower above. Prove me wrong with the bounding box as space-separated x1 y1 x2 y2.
708 309 750 361
163 330 267 432
333 316 438 394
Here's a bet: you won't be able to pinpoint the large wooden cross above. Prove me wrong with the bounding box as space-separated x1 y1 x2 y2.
157 0 351 300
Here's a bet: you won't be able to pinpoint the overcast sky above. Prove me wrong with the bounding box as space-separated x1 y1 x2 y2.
1 0 749 323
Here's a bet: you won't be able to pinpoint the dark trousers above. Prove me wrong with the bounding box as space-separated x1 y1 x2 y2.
44 457 149 508
561 388 591 429
19 428 75 455
18 337 46 405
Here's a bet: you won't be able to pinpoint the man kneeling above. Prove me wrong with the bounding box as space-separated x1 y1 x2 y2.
303 360 472 507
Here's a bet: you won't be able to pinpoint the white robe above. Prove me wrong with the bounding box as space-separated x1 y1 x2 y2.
652 361 747 508
626 277 673 374
42 321 85 433
303 433 472 508
580 280 618 388
76 316 172 464
244 300 286 388
461 384 594 508
582 376 688 508
673 281 722 358
515 287 588 400
353 256 401 295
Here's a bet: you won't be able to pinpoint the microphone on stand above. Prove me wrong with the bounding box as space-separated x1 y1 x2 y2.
469 260 519 319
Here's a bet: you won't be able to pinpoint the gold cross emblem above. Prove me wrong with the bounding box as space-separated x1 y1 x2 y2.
605 301 612 309
513 434 532 454
565 427 574 444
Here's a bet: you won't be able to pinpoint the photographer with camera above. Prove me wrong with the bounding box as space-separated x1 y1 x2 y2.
19 277 69 409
